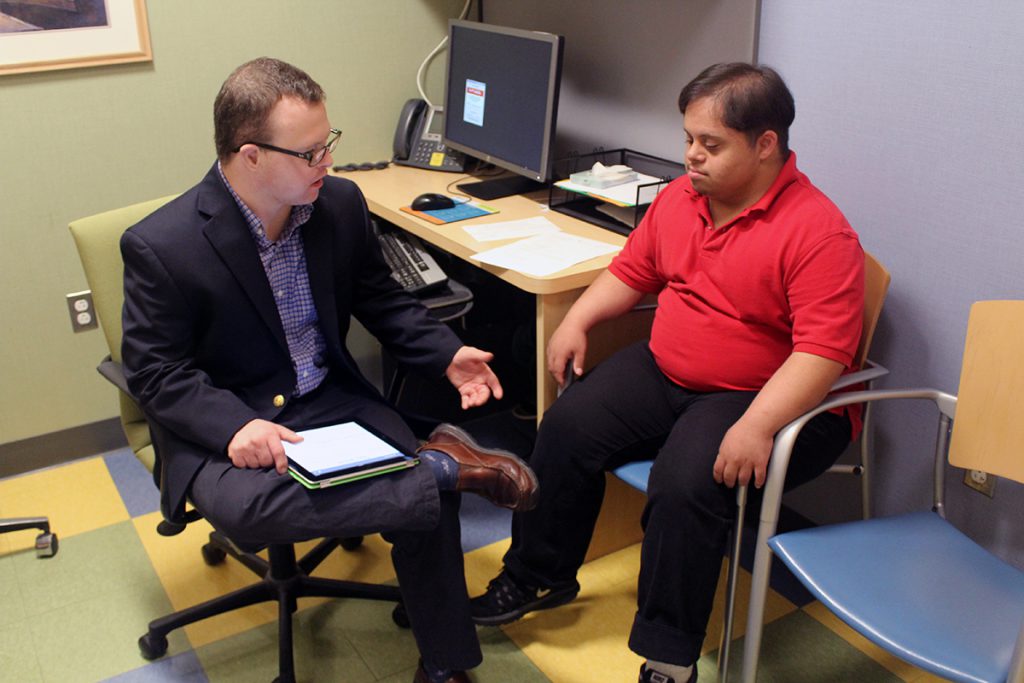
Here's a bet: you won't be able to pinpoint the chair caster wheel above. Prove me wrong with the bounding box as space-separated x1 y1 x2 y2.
138 632 168 660
340 536 364 551
201 542 227 566
392 602 410 629
35 532 58 558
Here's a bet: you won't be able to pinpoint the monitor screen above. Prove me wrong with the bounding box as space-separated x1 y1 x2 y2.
443 20 564 199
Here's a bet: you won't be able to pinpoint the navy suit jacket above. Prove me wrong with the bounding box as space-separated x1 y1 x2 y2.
121 165 463 519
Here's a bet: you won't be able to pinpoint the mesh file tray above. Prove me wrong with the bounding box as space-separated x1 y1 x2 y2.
548 149 684 236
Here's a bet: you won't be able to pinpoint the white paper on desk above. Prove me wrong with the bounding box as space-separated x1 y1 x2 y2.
555 172 665 206
284 422 405 476
471 232 620 277
462 216 562 242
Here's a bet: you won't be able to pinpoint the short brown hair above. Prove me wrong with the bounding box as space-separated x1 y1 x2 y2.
678 63 795 156
213 57 325 160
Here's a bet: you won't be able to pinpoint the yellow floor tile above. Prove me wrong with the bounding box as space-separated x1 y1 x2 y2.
496 545 657 681
464 538 511 596
133 513 399 649
468 541 800 683
803 601 947 682
0 458 129 552
578 542 642 588
502 576 644 683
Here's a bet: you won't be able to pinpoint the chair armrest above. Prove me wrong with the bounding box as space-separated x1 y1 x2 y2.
756 387 956 530
97 355 208 535
97 356 131 395
829 360 889 391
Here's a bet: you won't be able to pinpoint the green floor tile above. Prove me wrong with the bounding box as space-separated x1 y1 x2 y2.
193 597 552 683
374 628 551 683
472 626 550 683
9 521 160 618
699 610 902 683
0 552 29 630
319 597 419 680
0 621 45 682
10 522 187 683
195 605 376 683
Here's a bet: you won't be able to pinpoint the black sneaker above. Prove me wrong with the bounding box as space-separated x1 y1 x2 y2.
470 570 579 626
639 663 697 683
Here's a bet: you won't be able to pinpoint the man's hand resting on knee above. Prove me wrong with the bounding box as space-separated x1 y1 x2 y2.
713 418 774 488
227 419 303 474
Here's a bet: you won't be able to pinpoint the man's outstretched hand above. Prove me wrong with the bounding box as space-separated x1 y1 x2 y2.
446 346 504 409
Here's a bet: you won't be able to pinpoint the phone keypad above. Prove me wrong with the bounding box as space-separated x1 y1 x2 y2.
413 141 463 171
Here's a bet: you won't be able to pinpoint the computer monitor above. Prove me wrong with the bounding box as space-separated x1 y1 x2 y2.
442 19 564 200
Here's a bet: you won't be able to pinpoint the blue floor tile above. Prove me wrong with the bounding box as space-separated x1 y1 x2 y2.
101 651 209 683
104 448 161 517
458 492 512 552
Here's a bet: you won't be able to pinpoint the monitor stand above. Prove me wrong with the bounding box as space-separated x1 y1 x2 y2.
457 175 546 201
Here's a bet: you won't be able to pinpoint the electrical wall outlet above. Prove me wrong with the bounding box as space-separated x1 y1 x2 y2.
66 290 98 333
963 469 996 497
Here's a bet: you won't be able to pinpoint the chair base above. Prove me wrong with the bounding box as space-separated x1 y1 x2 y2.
139 531 404 682
0 517 58 558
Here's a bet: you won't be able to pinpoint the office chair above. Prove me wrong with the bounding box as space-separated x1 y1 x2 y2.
611 251 891 681
0 517 57 558
70 197 404 683
740 300 1024 683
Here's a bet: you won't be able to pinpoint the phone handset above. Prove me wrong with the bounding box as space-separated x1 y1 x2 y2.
393 98 426 161
391 98 465 172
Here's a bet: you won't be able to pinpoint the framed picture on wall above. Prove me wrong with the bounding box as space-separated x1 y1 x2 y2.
0 0 151 76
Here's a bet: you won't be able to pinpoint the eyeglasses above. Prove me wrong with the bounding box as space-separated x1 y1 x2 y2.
236 128 342 167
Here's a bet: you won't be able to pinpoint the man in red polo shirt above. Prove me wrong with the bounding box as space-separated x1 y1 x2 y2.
471 63 864 683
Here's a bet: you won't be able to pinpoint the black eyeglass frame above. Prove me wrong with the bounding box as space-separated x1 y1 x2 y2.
235 128 342 167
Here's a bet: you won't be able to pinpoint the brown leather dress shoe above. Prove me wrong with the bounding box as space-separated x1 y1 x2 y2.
417 423 539 511
413 660 471 682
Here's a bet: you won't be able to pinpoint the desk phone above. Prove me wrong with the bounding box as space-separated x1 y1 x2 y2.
392 99 465 173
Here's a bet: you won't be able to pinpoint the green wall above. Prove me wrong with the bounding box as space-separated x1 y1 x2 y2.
0 0 465 446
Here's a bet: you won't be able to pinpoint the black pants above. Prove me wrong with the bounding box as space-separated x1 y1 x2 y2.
189 376 481 672
503 342 850 666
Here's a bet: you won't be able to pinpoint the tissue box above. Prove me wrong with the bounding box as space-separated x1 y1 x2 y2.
569 168 638 189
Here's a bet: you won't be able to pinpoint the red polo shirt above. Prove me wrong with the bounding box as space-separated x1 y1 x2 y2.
609 153 864 429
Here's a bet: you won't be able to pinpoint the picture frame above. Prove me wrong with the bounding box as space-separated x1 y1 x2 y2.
0 0 152 76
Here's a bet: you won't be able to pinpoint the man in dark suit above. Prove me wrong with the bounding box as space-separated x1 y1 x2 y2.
121 57 536 683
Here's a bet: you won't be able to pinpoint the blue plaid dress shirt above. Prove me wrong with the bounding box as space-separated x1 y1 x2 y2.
218 163 328 397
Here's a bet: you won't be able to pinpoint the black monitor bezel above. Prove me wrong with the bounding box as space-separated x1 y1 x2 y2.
441 19 564 186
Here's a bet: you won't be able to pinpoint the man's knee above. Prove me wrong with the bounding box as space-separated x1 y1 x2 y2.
536 392 590 446
645 459 732 525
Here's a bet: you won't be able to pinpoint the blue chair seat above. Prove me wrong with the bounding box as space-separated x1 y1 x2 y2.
613 461 654 492
769 510 1024 683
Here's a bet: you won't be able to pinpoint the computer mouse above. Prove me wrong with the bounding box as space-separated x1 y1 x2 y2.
411 193 456 212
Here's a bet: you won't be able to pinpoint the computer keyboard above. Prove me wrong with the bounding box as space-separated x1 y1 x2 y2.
378 231 448 294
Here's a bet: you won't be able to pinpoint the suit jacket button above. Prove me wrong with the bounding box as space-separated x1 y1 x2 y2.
273 394 286 408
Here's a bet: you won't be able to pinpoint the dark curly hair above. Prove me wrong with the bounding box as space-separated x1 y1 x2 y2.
679 63 795 156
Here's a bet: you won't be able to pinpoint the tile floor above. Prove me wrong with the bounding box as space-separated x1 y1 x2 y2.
0 445 945 682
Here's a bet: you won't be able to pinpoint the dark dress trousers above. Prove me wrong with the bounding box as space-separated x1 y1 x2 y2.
120 165 480 670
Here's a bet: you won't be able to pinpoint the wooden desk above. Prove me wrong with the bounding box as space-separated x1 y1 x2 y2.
341 165 651 561
339 164 638 416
